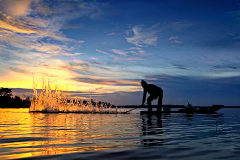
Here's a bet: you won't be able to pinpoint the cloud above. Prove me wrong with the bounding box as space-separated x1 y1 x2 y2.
30 43 69 56
8 66 27 73
126 21 193 47
126 24 159 47
137 50 147 56
0 18 84 58
96 49 120 61
110 49 128 56
168 36 183 47
146 74 176 80
173 64 188 70
205 61 215 64
62 52 84 56
126 47 142 50
107 32 120 36
0 2 85 46
212 63 240 70
1 0 33 16
91 57 98 60
72 77 140 86
32 0 109 20
127 47 147 56
127 57 144 61
175 41 183 44
0 19 38 34
96 49 144 63
169 36 179 40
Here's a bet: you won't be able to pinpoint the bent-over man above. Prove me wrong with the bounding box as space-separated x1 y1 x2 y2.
141 80 163 112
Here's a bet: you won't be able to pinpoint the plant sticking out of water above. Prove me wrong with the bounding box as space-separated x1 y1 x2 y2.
29 79 124 114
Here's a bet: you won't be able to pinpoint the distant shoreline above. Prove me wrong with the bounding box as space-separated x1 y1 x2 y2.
117 105 240 108
1 105 240 109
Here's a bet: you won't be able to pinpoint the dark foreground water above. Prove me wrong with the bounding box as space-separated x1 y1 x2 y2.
0 108 240 160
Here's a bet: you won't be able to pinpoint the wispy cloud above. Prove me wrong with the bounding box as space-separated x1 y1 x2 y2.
8 66 27 73
126 24 160 47
169 36 179 40
127 57 144 61
168 36 183 47
91 57 98 60
127 47 147 56
96 49 120 61
146 74 176 80
126 21 192 48
106 32 120 36
0 19 38 34
175 41 183 44
110 49 128 56
212 63 240 70
96 49 144 62
62 52 84 56
72 77 140 86
173 64 188 70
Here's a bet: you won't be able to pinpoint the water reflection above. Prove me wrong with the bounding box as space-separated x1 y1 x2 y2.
0 108 233 160
0 109 140 160
28 113 138 156
140 112 224 148
141 114 164 146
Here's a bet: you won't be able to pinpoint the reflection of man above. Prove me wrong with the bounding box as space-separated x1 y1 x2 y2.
141 80 163 112
141 114 163 146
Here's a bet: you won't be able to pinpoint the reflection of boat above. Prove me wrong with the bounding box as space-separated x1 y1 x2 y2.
140 105 223 114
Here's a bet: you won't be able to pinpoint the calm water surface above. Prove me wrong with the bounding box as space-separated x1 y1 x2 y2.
0 108 240 160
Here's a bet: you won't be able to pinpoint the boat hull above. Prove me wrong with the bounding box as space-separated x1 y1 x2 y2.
140 105 223 114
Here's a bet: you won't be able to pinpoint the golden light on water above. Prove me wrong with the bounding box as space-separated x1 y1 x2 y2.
0 109 139 160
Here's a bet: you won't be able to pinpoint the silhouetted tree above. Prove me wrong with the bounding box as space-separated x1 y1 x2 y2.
0 88 12 97
14 96 22 103
0 88 31 108
26 97 30 102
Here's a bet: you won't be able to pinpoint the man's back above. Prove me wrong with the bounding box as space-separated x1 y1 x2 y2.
145 84 163 97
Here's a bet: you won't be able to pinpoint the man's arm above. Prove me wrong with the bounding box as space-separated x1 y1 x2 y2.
142 89 146 106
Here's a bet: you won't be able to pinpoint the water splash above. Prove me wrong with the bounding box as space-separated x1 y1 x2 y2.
29 80 126 114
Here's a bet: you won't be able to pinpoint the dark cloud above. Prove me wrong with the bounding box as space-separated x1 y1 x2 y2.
33 0 110 20
203 39 240 49
146 74 176 80
173 64 188 70
72 77 139 86
212 63 240 70
8 67 27 73
0 54 11 60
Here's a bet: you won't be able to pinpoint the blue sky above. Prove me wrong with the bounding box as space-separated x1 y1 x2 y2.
0 0 240 106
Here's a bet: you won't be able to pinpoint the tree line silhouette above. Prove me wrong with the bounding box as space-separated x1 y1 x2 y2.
0 88 31 108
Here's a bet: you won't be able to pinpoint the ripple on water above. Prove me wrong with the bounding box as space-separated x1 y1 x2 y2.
0 137 52 144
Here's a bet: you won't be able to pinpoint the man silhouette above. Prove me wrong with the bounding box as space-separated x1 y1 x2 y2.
141 80 163 112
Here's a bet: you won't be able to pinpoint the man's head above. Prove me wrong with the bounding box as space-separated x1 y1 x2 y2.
141 80 147 88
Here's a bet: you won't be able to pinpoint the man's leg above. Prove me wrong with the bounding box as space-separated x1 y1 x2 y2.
157 97 162 113
147 95 154 112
